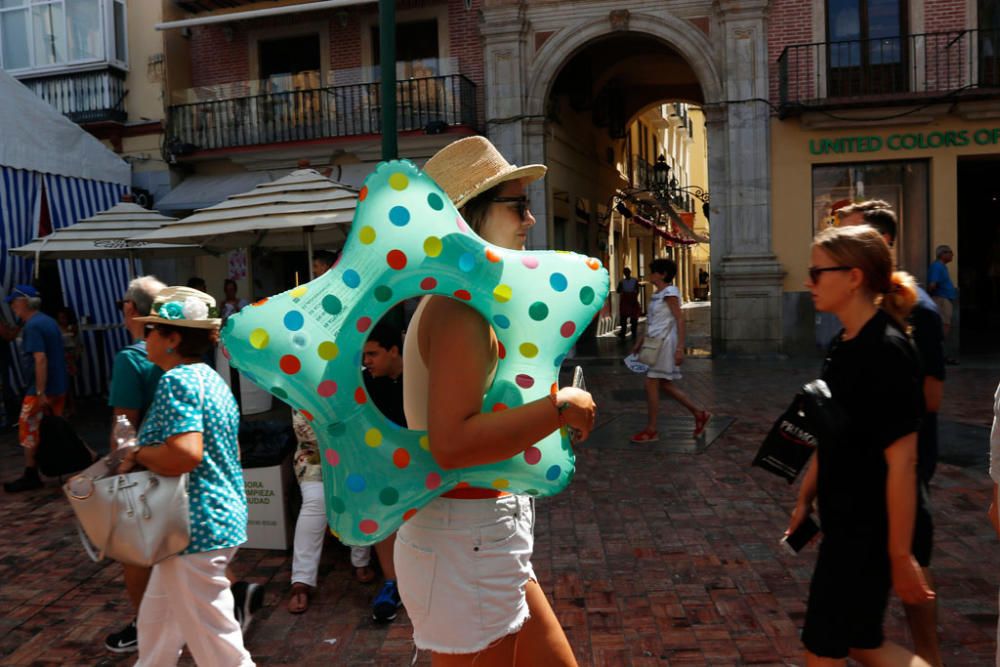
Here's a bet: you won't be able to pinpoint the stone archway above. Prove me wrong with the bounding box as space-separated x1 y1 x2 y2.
524 11 724 114
481 0 785 355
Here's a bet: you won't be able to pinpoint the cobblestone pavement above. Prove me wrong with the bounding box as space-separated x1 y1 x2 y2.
1 330 997 666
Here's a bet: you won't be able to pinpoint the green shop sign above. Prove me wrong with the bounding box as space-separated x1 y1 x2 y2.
809 128 1000 155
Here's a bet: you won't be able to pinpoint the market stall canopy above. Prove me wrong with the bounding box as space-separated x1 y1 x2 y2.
156 171 279 212
0 68 129 186
9 201 200 260
134 168 359 251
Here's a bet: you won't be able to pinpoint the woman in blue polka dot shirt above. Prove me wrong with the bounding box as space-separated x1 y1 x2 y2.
117 286 253 666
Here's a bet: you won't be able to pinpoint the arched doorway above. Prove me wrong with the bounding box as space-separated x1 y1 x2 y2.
481 4 783 355
541 32 713 352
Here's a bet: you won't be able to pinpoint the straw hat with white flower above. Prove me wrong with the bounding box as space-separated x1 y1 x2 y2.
422 136 546 209
134 286 221 330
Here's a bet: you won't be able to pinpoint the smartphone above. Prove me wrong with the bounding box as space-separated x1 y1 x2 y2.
566 366 586 442
781 515 820 554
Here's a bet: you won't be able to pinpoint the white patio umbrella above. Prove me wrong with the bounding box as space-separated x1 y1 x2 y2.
133 168 359 276
9 199 201 278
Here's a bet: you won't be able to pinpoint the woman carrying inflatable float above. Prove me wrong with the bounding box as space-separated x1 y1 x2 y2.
222 136 605 665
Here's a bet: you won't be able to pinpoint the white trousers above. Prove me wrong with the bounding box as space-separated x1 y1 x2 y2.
135 547 254 667
291 480 369 587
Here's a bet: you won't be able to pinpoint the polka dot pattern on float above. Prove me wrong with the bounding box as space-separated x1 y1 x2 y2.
219 158 609 547
284 310 305 331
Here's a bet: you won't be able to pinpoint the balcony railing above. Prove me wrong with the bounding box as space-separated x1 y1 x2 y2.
18 68 127 123
778 28 1000 114
165 74 477 154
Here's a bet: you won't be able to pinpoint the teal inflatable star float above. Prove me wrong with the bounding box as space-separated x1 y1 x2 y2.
222 159 609 545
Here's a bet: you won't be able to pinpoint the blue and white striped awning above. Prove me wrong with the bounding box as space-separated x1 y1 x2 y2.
44 173 130 396
0 165 130 397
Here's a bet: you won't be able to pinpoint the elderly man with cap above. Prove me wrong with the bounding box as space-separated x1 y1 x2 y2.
3 285 68 493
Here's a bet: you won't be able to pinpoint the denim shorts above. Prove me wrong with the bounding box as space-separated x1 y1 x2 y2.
394 494 536 654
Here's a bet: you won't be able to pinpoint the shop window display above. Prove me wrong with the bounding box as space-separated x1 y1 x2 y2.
811 160 929 345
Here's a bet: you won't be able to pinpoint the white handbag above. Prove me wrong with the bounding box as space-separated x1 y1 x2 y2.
637 336 664 366
62 369 206 566
64 456 190 566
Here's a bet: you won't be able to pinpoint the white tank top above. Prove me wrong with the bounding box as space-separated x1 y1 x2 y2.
402 296 497 431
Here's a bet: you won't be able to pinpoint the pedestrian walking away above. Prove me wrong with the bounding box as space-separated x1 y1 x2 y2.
399 135 596 665
617 267 640 338
789 225 933 666
2 285 68 493
116 286 254 666
630 258 710 443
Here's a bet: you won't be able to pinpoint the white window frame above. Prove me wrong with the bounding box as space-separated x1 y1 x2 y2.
0 0 127 76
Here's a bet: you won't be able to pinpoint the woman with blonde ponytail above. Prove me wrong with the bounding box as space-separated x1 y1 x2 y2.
787 225 934 666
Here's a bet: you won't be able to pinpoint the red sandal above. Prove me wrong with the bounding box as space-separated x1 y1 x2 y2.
693 411 712 437
630 428 659 443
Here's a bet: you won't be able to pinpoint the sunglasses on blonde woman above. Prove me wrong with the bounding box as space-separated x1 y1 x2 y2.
808 265 852 283
491 196 529 221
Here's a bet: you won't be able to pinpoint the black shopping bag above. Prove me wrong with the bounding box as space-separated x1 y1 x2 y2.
752 380 842 483
36 414 95 478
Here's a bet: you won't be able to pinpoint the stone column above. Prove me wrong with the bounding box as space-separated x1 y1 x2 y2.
480 2 550 249
709 0 786 355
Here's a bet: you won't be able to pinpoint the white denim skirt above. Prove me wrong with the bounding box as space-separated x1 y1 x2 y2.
394 494 536 654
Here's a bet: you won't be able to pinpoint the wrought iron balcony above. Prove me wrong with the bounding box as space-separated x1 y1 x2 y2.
18 68 127 123
165 74 477 155
778 28 1000 115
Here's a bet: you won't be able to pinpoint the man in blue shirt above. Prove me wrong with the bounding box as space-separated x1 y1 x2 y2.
2 285 67 492
927 245 956 341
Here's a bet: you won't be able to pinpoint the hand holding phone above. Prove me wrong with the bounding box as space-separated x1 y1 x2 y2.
781 514 820 554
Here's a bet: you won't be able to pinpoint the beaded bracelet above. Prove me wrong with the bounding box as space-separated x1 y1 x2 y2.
548 392 568 428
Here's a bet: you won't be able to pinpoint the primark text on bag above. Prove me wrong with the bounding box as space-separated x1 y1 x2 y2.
752 379 845 483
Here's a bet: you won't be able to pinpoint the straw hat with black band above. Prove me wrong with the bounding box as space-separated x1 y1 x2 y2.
422 136 546 208
134 286 221 330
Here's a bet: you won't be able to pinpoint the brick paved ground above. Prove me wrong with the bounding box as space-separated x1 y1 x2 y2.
1 328 997 666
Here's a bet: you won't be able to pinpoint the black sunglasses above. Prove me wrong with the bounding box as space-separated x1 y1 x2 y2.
808 265 852 283
116 298 132 311
491 196 529 221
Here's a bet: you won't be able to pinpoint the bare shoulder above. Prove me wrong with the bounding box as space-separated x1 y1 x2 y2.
419 296 493 357
422 296 489 335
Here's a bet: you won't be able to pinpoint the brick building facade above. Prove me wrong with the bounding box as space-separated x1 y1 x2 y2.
768 0 1000 357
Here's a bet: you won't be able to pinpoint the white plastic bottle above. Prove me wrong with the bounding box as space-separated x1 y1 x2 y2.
112 414 137 451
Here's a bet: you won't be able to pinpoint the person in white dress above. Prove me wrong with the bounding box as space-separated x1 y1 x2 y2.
630 258 710 442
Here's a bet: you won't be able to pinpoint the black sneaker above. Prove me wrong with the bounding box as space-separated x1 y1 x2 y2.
372 580 402 623
104 620 138 653
4 468 42 493
231 581 263 634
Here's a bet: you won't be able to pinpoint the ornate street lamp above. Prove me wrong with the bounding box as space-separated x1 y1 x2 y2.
651 154 710 217
653 154 669 195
